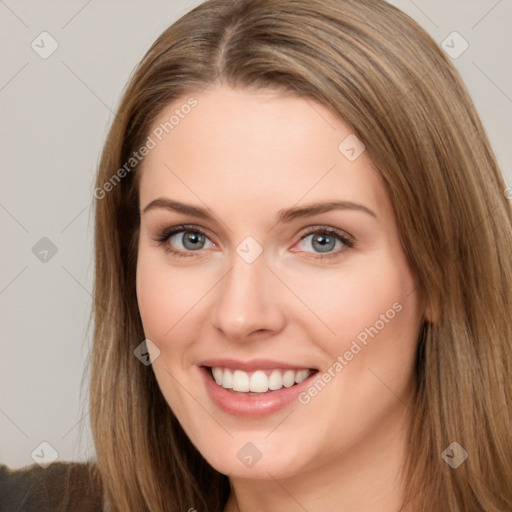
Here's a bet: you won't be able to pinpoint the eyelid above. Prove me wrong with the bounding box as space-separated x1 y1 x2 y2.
153 223 354 259
154 223 212 240
297 224 354 243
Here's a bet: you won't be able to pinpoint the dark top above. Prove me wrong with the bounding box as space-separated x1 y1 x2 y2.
0 462 104 512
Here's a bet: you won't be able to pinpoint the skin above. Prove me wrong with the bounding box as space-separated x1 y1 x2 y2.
136 84 426 512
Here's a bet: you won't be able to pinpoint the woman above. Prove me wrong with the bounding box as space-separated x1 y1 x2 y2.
4 0 511 510
89 0 512 510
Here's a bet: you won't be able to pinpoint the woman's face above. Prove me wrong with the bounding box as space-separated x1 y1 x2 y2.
136 85 425 479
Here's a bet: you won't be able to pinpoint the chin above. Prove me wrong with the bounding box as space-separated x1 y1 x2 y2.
194 433 311 480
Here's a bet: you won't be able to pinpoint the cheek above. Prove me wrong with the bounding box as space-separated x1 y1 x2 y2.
331 262 420 398
287 251 422 398
289 253 418 344
136 248 210 343
136 256 173 341
135 251 201 412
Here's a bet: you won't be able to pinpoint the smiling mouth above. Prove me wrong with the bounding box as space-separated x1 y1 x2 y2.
205 366 318 394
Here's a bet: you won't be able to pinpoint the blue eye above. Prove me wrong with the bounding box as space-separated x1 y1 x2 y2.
296 228 353 259
153 224 354 260
169 230 210 251
154 225 215 257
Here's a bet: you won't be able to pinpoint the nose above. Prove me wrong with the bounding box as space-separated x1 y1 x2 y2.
209 250 287 342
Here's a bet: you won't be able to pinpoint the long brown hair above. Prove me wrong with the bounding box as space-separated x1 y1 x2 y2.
89 0 512 510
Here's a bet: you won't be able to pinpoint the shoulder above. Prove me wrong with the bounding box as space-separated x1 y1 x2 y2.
0 461 104 512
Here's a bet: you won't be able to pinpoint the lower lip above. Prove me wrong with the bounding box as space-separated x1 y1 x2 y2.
199 366 317 417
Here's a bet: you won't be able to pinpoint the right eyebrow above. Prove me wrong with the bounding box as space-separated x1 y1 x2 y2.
142 198 211 218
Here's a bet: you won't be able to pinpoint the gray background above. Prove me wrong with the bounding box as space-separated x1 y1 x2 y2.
1 0 511 469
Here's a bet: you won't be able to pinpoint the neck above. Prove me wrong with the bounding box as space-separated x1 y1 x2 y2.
224 402 415 512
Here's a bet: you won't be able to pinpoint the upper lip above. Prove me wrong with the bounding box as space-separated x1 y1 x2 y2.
200 358 317 372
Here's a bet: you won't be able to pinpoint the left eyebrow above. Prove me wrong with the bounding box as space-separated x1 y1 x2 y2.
141 198 377 222
276 200 377 223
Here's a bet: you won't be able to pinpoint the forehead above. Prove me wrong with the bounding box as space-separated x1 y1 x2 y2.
138 85 388 219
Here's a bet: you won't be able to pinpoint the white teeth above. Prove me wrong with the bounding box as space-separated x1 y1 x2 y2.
268 370 283 390
249 371 268 392
212 367 223 385
282 370 295 388
210 367 313 393
295 369 310 384
222 369 233 389
232 370 250 392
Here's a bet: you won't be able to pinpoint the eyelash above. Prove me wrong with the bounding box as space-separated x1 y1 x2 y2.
153 224 355 260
